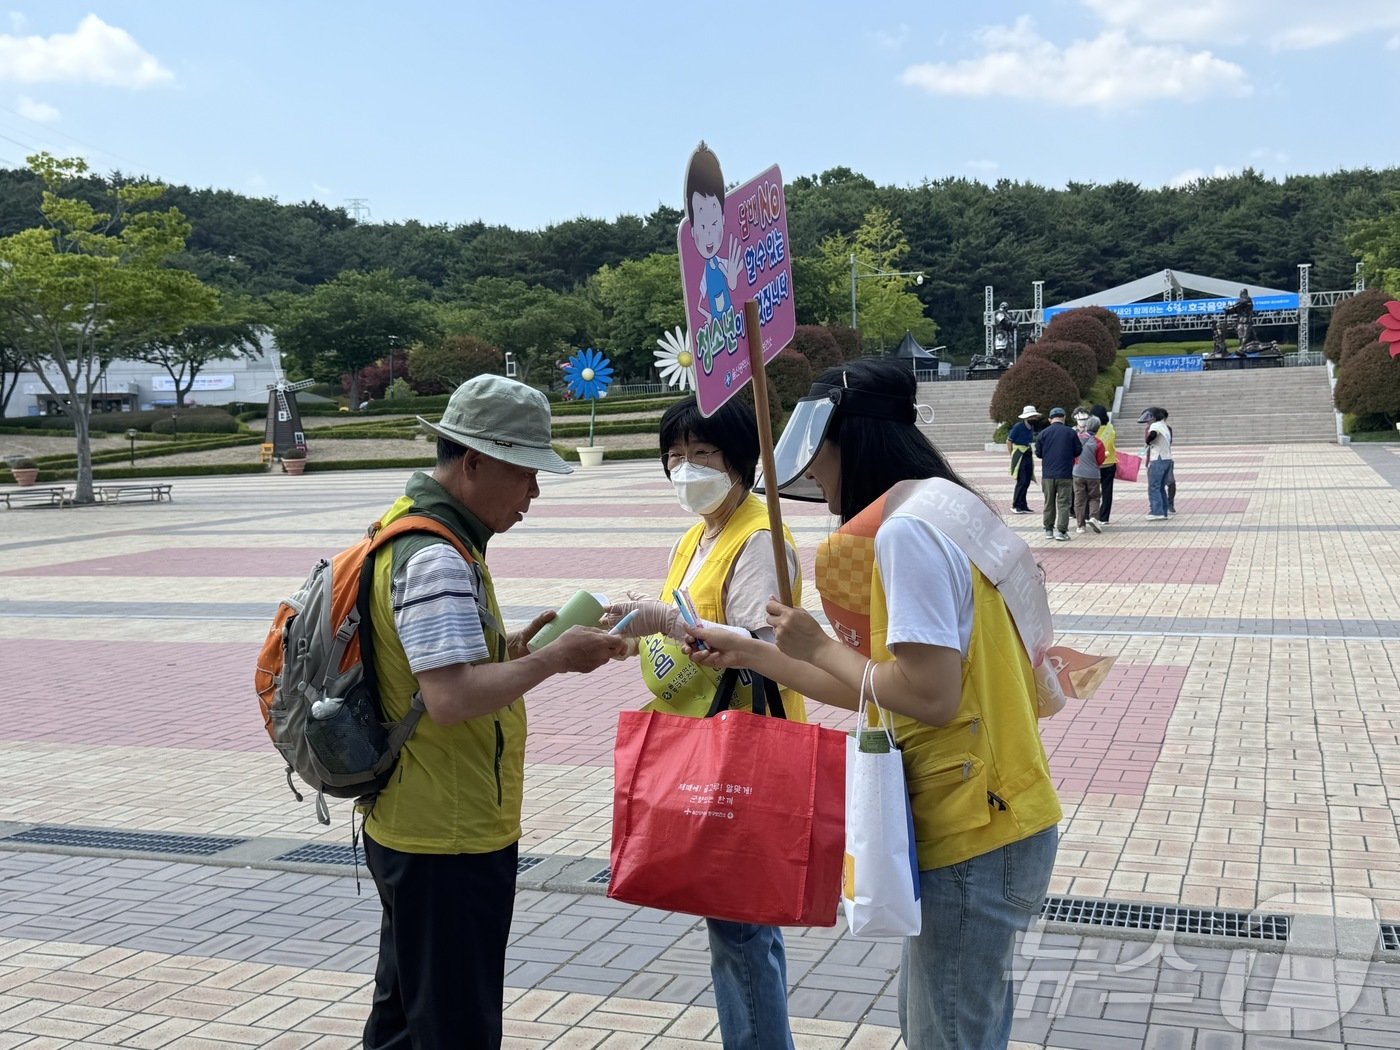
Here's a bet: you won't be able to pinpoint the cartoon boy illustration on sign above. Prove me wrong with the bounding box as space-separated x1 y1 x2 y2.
685 144 743 359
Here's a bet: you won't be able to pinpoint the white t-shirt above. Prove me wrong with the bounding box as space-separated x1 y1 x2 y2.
676 530 800 641
875 514 974 659
1147 421 1173 460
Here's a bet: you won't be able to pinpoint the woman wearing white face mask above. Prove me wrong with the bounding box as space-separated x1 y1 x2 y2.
602 393 804 1050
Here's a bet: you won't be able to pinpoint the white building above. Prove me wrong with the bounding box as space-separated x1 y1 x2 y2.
4 333 287 419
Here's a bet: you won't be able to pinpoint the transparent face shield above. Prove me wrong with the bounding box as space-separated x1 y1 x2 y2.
754 392 838 502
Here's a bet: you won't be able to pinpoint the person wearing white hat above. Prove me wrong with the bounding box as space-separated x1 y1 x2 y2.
1006 405 1040 514
362 374 625 1049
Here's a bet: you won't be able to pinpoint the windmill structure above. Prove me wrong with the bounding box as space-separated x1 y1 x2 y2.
264 372 314 456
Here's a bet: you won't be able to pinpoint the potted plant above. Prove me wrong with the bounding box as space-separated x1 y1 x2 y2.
8 457 39 486
562 348 614 467
281 446 308 475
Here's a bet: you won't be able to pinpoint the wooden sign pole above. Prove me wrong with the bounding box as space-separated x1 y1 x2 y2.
743 298 793 606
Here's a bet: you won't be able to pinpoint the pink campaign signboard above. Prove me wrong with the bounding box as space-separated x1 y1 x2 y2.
677 151 796 416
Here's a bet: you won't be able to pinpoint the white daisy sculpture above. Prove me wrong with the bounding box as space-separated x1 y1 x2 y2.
654 326 696 392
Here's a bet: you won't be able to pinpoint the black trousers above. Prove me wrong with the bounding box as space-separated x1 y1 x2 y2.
1012 450 1035 511
1098 464 1116 522
363 833 518 1050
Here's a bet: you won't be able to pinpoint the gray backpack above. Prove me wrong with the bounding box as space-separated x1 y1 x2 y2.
254 514 480 823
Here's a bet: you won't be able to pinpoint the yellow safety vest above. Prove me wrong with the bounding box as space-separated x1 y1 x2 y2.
362 495 526 855
817 491 1061 870
640 494 806 722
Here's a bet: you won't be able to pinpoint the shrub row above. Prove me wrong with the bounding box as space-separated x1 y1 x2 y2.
1329 291 1400 429
989 307 1122 426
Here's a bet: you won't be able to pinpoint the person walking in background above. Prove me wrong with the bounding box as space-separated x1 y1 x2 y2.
602 394 804 1050
1139 406 1175 519
1072 416 1105 534
1006 405 1039 514
1035 407 1078 541
1090 405 1117 524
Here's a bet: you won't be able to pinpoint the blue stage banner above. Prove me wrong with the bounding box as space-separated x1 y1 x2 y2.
1128 355 1203 374
1044 293 1298 322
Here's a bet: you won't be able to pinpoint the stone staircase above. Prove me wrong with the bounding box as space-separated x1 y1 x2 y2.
914 380 998 452
1115 365 1336 445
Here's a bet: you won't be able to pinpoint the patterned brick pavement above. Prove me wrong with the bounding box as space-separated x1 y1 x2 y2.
2 443 1400 1046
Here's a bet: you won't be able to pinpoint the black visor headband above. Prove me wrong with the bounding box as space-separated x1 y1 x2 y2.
805 383 916 424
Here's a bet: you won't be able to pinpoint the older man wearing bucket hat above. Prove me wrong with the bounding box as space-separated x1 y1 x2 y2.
361 374 624 1049
1006 405 1040 514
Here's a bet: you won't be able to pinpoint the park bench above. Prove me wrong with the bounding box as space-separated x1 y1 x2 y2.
1 486 73 510
97 483 174 504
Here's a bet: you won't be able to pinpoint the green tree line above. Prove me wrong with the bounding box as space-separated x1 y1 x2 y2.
2 161 1398 389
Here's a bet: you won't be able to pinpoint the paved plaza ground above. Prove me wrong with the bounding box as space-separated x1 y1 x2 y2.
2 443 1400 1047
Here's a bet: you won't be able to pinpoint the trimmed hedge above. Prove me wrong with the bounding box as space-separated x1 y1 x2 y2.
551 444 664 464
766 349 814 412
789 325 843 373
827 324 864 362
551 396 682 417
1323 289 1391 363
1079 306 1123 347
1024 340 1098 397
1333 340 1400 419
989 355 1081 425
1339 322 1383 366
1043 310 1119 371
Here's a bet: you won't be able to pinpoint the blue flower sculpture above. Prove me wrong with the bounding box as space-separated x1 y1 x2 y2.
563 347 614 400
562 348 614 447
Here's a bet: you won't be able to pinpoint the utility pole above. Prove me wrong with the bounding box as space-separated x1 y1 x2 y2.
346 198 371 222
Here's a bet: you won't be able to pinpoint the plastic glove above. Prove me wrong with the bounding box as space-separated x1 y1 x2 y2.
601 599 685 641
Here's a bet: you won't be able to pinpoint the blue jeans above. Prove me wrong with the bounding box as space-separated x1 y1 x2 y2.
898 826 1058 1050
1148 459 1175 516
707 918 795 1049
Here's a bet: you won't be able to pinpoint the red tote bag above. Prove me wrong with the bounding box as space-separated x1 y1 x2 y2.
1115 451 1141 482
608 676 846 927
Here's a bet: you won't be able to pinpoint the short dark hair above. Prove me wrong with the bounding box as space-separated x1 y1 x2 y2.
658 395 759 489
813 359 982 523
684 144 725 224
1090 404 1110 427
436 436 468 467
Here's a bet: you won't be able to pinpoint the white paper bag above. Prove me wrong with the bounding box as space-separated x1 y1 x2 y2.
842 664 922 939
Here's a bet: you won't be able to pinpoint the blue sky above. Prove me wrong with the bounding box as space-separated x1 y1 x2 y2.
1 1 1398 230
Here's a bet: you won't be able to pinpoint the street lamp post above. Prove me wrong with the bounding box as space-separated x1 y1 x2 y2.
849 253 926 339
171 410 179 444
125 428 138 467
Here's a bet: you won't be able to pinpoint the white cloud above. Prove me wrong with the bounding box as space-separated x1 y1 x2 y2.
1249 147 1289 165
1386 34 1400 51
311 182 333 198
1081 0 1400 51
873 24 909 50
15 93 57 122
1167 165 1237 188
966 159 999 172
0 14 171 87
900 16 1250 109
7 12 26 33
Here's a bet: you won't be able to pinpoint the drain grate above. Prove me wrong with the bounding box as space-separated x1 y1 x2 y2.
586 866 611 885
276 843 357 865
273 844 549 875
1041 896 1290 941
1382 924 1399 952
4 826 245 857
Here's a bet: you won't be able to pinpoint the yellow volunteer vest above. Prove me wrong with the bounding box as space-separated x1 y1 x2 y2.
362 496 526 855
640 494 806 722
817 492 1061 870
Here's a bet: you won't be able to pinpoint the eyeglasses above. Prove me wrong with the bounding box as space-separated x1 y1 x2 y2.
664 449 723 470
